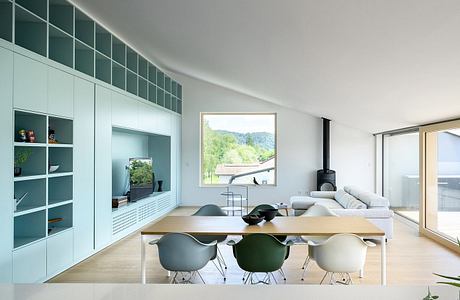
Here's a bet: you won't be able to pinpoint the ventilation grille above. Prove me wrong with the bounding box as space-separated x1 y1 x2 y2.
112 209 137 235
158 195 171 211
138 200 158 222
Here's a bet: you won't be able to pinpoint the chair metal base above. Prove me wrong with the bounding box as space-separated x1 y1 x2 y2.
320 272 353 285
170 271 206 284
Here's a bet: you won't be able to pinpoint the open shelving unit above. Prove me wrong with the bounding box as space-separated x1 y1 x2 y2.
13 110 74 249
49 0 73 35
1 0 183 114
15 4 47 57
75 40 94 77
48 24 73 68
96 52 111 84
0 0 13 42
96 24 111 57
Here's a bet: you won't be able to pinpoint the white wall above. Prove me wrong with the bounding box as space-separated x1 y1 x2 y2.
174 73 375 206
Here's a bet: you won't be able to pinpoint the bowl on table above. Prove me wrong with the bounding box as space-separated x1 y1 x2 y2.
258 208 278 221
242 214 264 225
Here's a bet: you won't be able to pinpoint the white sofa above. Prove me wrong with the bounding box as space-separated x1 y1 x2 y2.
290 186 394 239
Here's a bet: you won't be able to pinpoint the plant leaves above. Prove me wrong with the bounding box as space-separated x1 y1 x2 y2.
434 273 460 281
436 281 460 288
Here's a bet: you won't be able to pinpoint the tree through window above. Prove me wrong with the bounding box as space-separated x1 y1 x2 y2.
201 113 277 185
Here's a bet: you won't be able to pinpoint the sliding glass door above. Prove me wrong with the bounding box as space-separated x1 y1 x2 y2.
383 131 420 223
422 123 460 243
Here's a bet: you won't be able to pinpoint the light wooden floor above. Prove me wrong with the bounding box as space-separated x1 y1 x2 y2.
49 207 460 285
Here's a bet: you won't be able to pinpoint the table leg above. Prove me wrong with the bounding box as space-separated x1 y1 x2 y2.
359 268 364 278
141 235 146 284
381 235 386 285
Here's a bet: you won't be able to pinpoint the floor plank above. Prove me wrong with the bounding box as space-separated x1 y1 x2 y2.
49 207 460 285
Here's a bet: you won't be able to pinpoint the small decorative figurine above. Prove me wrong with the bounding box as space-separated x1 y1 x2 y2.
48 127 57 144
26 130 36 143
18 129 26 142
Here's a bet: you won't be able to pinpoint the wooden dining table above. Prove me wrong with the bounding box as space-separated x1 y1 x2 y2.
140 216 386 285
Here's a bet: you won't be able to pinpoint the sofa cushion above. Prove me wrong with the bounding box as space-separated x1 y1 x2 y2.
331 208 394 219
346 198 367 209
310 191 336 199
334 189 366 209
315 199 343 210
290 196 317 210
344 186 389 208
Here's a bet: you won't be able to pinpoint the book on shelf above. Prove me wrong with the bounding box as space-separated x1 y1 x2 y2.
112 196 128 208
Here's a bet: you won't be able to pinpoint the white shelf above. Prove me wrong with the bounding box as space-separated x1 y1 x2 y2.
48 199 73 209
14 236 46 250
47 226 72 237
47 171 73 178
14 142 46 147
14 174 46 182
14 205 46 217
48 143 73 148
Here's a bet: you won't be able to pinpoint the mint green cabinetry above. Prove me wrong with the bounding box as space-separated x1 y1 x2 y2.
73 78 95 260
95 85 112 249
111 91 139 129
0 47 13 283
48 67 74 118
13 240 46 283
46 229 74 277
13 53 47 113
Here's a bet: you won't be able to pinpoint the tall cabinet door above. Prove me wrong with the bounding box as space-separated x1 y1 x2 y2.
73 78 95 260
13 54 47 113
94 85 112 249
0 47 13 283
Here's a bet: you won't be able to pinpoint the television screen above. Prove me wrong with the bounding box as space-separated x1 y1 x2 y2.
129 157 153 201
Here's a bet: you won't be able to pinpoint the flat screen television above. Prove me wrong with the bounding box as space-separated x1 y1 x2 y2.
129 157 154 202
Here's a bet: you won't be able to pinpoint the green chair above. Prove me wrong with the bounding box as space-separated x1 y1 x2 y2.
192 204 228 279
227 233 293 284
149 232 217 284
249 204 287 242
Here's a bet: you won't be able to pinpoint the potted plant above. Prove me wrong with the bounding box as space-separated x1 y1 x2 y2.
14 149 32 176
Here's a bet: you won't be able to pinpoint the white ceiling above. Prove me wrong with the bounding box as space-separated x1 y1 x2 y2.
72 0 460 133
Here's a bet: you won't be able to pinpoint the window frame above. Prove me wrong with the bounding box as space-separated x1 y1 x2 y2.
199 112 278 187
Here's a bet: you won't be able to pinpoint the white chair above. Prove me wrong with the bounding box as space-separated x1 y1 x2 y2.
300 205 338 281
308 233 375 284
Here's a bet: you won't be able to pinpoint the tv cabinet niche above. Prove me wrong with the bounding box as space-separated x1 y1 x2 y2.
110 127 174 240
95 85 181 250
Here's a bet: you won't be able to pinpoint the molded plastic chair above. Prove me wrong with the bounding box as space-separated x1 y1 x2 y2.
249 204 286 242
149 232 217 284
192 204 228 279
308 233 375 284
227 233 293 284
300 205 339 281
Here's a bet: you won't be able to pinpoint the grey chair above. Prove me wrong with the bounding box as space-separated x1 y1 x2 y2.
149 232 217 284
192 204 228 279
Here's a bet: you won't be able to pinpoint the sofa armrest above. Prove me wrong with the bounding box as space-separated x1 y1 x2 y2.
310 191 336 199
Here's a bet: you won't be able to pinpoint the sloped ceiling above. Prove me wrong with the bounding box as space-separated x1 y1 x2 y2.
72 0 460 133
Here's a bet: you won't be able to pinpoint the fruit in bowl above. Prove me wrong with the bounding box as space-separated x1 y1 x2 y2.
242 214 264 225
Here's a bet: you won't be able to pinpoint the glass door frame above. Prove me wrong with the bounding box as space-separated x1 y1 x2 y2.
381 129 420 223
420 119 460 253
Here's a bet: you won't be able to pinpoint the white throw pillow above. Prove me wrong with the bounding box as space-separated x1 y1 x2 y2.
334 189 356 208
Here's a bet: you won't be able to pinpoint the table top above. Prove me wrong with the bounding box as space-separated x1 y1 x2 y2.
0 284 457 300
141 216 385 236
